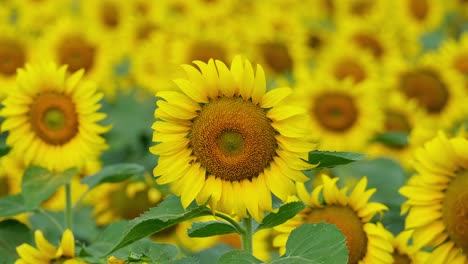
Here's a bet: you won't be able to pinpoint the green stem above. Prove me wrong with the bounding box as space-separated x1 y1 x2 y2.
65 183 72 230
37 208 63 233
214 212 243 234
241 217 253 254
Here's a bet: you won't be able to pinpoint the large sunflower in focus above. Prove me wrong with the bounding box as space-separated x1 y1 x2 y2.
0 63 109 172
399 133 468 263
273 174 392 264
150 56 315 221
293 76 383 152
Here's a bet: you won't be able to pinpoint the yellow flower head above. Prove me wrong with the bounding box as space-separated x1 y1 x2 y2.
0 62 109 172
16 229 86 264
400 133 468 263
150 56 316 222
274 174 392 264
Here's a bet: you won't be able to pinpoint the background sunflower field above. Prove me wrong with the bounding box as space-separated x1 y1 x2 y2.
0 0 467 264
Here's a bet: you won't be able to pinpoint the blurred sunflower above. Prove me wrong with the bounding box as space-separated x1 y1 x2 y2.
437 33 468 90
392 0 446 35
36 18 116 97
0 23 34 99
90 175 162 226
399 133 468 262
391 230 430 263
16 229 85 264
333 0 390 25
0 63 109 172
293 76 383 152
150 56 315 222
273 174 392 264
312 41 379 84
387 54 467 129
79 0 133 57
365 92 427 170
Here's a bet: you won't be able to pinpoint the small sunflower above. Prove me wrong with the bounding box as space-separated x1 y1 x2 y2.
399 133 468 262
273 174 392 264
16 229 85 264
365 92 427 170
150 56 315 222
436 32 468 91
0 23 34 99
293 75 383 152
386 54 467 130
333 0 391 25
391 230 430 263
0 62 109 172
89 175 162 226
392 0 446 35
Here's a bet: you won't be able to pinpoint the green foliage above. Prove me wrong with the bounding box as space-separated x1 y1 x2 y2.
256 202 305 231
188 221 239 238
114 240 180 264
83 196 212 257
0 194 27 218
218 250 263 264
22 166 77 210
81 163 145 190
273 223 348 264
0 220 33 264
373 132 408 148
307 151 366 168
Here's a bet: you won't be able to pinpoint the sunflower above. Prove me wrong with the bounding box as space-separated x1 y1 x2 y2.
36 17 118 98
436 32 468 91
333 0 391 26
150 56 315 222
386 53 467 130
89 175 162 226
292 75 383 152
0 62 109 172
0 23 34 99
312 41 380 84
391 230 430 263
16 229 86 264
391 0 446 35
273 174 392 264
365 92 427 170
399 133 468 262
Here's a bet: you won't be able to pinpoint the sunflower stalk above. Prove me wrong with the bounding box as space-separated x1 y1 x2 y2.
65 183 73 230
241 217 253 254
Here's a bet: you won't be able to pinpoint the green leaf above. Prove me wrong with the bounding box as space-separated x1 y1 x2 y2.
84 195 212 257
272 223 348 264
256 202 305 231
307 151 366 168
0 146 10 158
81 163 145 190
0 194 27 218
188 221 239 238
373 132 408 147
193 244 233 264
0 219 33 264
218 250 262 264
21 166 77 210
80 221 129 258
110 239 180 263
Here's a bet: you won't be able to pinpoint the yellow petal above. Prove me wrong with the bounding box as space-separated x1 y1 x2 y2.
260 87 292 108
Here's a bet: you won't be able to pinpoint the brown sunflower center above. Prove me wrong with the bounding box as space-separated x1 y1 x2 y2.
109 183 158 220
100 2 119 28
392 252 412 264
400 69 448 114
0 38 26 76
307 34 323 51
57 35 96 73
259 42 293 74
385 111 411 132
137 22 159 41
29 92 79 145
188 41 227 63
453 53 468 75
190 97 277 181
351 0 372 16
313 93 358 132
0 177 10 197
352 33 384 59
408 0 428 21
442 170 468 253
333 58 366 83
306 206 367 264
